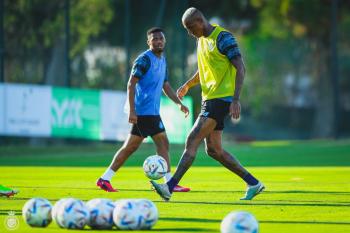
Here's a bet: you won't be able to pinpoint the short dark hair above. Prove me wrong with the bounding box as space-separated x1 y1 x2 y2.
147 27 164 36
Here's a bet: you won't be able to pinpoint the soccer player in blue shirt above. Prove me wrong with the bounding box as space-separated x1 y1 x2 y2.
151 8 264 201
97 27 190 192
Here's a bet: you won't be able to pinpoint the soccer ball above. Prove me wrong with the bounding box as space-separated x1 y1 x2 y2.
136 199 158 229
55 198 89 229
22 198 52 227
221 211 259 233
113 199 143 230
143 155 168 180
86 198 115 229
52 198 75 228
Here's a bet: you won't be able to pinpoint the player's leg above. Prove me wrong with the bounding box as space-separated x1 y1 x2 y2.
109 134 144 171
205 130 248 177
152 132 191 192
204 131 264 200
0 184 19 197
151 132 170 172
150 116 216 200
97 134 144 192
172 117 216 182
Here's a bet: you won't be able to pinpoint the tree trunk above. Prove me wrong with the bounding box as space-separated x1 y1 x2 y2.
44 39 66 86
312 41 335 138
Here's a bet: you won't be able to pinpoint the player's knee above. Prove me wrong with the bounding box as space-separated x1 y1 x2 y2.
205 146 221 159
205 147 216 157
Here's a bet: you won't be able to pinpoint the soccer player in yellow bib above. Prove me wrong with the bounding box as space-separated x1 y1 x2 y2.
151 7 264 201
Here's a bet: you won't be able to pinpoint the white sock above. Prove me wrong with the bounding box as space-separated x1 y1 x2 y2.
164 172 172 183
101 168 115 181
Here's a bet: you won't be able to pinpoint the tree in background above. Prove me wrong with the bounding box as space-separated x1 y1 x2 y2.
4 0 113 86
244 0 350 138
3 0 350 139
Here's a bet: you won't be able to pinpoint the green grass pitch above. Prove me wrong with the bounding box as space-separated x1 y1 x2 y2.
0 140 350 232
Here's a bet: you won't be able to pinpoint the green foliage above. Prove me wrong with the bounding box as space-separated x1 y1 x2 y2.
5 0 113 55
70 0 113 56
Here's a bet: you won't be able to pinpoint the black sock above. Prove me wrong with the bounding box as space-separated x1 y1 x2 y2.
166 177 178 193
243 173 259 186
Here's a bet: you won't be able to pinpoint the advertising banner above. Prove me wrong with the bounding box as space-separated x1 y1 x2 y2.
162 96 193 144
51 87 100 139
2 84 51 136
0 84 193 144
100 90 130 141
0 85 5 134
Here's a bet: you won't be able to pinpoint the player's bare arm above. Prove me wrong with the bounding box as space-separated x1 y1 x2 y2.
127 76 139 124
176 70 200 99
230 57 246 119
163 81 189 117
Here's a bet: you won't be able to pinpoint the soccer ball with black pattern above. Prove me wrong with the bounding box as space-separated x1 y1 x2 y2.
22 198 52 227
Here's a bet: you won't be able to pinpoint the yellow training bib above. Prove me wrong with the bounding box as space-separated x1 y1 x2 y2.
197 25 236 100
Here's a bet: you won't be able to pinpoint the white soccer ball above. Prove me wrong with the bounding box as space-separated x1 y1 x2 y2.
221 211 259 233
55 198 89 229
22 198 52 227
113 199 143 230
143 155 168 180
136 199 158 229
86 198 115 229
52 198 75 228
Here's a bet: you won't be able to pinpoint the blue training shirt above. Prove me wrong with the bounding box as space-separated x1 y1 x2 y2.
130 50 168 115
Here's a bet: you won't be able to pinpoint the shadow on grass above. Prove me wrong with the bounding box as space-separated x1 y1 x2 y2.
11 186 350 196
153 228 216 232
0 210 22 216
190 190 350 195
155 200 350 208
160 217 350 225
3 196 350 208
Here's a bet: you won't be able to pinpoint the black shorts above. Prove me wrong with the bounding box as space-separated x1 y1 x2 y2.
131 115 165 138
199 98 231 130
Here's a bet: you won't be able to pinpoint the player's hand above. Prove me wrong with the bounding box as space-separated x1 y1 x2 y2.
177 85 189 100
129 111 138 124
179 104 189 118
229 100 241 120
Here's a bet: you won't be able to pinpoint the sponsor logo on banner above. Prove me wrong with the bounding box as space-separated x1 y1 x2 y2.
51 87 100 139
52 99 83 128
1 84 51 136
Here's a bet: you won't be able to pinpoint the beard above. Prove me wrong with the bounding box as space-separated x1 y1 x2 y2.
154 47 164 53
